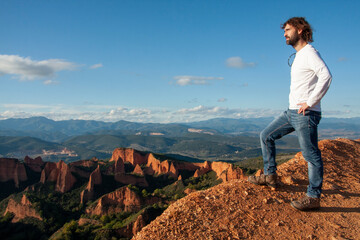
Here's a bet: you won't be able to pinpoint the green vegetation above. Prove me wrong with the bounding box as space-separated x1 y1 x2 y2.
234 153 296 175
185 171 222 190
24 183 84 233
53 205 167 240
0 212 48 240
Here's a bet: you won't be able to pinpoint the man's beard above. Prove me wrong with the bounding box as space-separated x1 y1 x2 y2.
286 33 301 46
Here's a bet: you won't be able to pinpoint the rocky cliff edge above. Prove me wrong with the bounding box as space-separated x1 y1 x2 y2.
133 138 360 240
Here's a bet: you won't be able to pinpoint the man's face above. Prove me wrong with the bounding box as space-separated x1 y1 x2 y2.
284 24 300 46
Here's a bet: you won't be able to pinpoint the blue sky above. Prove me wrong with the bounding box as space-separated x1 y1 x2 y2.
0 0 359 122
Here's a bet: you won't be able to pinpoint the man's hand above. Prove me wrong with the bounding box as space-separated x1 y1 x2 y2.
297 102 309 115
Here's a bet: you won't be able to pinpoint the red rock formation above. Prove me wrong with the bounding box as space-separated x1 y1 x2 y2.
110 148 147 166
192 161 212 178
4 194 42 222
115 174 149 187
40 161 76 193
0 158 28 188
169 162 178 178
70 160 100 178
70 159 98 168
193 169 200 178
133 214 146 236
24 156 44 172
184 188 196 195
40 162 57 183
211 161 245 182
172 161 201 172
55 161 77 193
80 165 102 203
146 154 178 178
86 187 143 215
133 165 144 176
115 157 125 175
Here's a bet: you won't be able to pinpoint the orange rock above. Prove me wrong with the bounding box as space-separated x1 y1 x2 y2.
115 173 148 187
69 159 99 178
133 214 146 236
184 188 196 195
146 153 161 173
193 169 200 178
80 165 102 203
192 161 212 178
115 157 125 175
133 164 144 176
55 161 77 193
24 156 44 172
110 148 147 166
146 155 178 178
86 186 143 215
40 161 76 193
70 159 98 168
4 194 42 222
0 158 28 188
210 161 245 182
40 162 57 183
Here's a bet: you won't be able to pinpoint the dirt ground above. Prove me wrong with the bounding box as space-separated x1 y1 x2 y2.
133 138 360 240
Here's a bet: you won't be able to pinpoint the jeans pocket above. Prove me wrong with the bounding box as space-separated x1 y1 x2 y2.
308 112 321 127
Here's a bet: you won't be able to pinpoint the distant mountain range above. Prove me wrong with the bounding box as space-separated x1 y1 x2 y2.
0 116 359 162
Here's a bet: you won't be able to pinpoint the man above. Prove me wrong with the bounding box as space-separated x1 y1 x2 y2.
248 17 332 211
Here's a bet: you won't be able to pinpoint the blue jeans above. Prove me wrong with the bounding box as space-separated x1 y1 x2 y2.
260 109 323 198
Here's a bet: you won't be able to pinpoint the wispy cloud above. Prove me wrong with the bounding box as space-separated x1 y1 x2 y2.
0 55 78 82
43 79 59 85
0 103 287 122
218 98 227 102
109 107 151 117
173 105 284 122
90 63 103 69
338 57 348 62
174 75 224 86
226 56 256 69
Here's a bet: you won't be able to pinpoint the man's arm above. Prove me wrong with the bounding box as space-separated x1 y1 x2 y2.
306 51 332 108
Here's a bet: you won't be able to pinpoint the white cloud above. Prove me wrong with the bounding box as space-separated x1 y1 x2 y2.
0 55 77 81
218 98 227 102
0 103 310 122
90 63 103 69
109 107 151 117
226 56 256 69
43 79 59 85
174 75 224 86
338 57 347 62
173 105 283 121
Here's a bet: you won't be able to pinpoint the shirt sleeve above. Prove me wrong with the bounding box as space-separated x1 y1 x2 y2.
306 51 332 108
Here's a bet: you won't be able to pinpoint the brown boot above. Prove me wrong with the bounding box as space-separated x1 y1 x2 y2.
291 195 320 211
248 173 277 189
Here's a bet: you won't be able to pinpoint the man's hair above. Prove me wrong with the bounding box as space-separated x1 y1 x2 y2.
281 17 313 43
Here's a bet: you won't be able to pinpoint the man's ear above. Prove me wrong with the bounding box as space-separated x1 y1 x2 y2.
297 29 303 35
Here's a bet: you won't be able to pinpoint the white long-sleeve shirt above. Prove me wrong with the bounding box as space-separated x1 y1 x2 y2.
289 44 332 112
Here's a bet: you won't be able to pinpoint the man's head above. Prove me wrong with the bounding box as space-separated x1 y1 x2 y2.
281 17 313 46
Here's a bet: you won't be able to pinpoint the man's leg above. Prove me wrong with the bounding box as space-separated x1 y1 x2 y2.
290 110 322 210
260 110 295 175
248 110 294 187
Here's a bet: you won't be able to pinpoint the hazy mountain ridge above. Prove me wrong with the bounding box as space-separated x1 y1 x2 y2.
0 133 300 162
1 116 359 142
1 116 359 162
